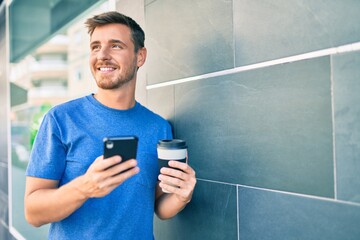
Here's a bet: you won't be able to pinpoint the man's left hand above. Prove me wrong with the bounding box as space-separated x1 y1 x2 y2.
158 160 196 203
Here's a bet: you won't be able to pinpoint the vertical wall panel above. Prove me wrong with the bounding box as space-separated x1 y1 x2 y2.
154 181 238 240
145 0 360 239
174 57 333 197
333 50 360 203
233 0 360 66
239 187 360 240
117 0 148 106
147 86 175 125
145 0 234 85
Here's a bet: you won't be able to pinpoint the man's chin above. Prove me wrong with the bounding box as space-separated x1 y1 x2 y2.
96 83 116 89
96 79 131 90
97 84 118 90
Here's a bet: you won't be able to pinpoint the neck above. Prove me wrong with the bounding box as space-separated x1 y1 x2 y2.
94 87 136 110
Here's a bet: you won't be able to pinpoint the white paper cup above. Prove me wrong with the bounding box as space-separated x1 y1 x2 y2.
157 139 187 193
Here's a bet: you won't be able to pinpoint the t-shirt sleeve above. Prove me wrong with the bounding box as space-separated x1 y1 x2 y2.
26 112 67 180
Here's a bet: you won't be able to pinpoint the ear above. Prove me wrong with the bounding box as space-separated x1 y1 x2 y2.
136 47 147 68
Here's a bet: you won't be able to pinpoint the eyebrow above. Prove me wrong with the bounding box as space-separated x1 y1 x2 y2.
90 39 127 47
109 39 126 45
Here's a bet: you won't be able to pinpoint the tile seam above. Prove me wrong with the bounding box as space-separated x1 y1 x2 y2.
237 185 240 240
231 0 236 70
9 226 26 240
146 42 360 90
0 220 9 229
330 55 338 200
196 178 360 207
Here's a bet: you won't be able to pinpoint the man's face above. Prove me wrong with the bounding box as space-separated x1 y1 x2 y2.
89 23 140 89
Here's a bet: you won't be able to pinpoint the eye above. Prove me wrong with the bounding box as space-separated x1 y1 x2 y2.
112 44 122 49
91 45 100 51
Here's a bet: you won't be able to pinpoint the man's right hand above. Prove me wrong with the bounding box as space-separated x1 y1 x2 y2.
25 155 139 227
80 155 140 198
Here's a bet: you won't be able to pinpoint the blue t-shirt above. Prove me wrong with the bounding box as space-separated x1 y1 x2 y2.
26 94 172 240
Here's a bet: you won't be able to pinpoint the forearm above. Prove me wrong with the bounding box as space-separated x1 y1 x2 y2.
25 176 88 227
155 193 189 220
25 157 139 227
155 161 196 219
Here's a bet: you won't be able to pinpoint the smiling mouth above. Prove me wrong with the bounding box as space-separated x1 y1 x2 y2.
98 67 116 72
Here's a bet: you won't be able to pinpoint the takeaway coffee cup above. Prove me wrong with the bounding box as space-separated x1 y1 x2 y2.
157 139 188 193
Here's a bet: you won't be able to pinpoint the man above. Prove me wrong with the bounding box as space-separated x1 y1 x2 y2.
24 11 196 240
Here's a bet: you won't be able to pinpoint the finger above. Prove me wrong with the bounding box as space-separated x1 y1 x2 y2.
85 163 140 198
160 166 189 181
159 181 189 196
159 177 196 203
158 174 183 188
158 181 172 193
105 159 138 177
168 161 195 175
159 181 178 194
107 166 140 186
97 155 122 170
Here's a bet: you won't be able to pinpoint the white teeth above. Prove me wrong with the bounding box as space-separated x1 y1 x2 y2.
99 67 114 71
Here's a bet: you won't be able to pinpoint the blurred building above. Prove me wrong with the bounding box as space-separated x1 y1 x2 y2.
10 34 69 107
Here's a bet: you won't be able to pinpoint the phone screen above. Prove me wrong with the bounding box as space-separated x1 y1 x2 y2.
103 136 138 160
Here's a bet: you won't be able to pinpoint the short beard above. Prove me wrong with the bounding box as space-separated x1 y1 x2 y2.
97 71 135 89
96 59 137 90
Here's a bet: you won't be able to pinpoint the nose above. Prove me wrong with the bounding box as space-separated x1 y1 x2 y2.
97 47 111 60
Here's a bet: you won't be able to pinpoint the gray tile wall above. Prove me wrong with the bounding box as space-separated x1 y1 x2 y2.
3 0 360 239
233 0 360 66
333 51 360 204
146 0 360 239
145 0 234 84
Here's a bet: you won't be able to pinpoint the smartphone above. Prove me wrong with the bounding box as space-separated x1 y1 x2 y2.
103 136 138 161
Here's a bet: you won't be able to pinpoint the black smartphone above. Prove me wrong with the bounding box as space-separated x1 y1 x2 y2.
103 136 138 161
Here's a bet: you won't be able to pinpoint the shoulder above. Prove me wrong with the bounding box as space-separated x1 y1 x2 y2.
136 103 173 139
51 95 88 112
47 95 89 118
138 103 170 126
